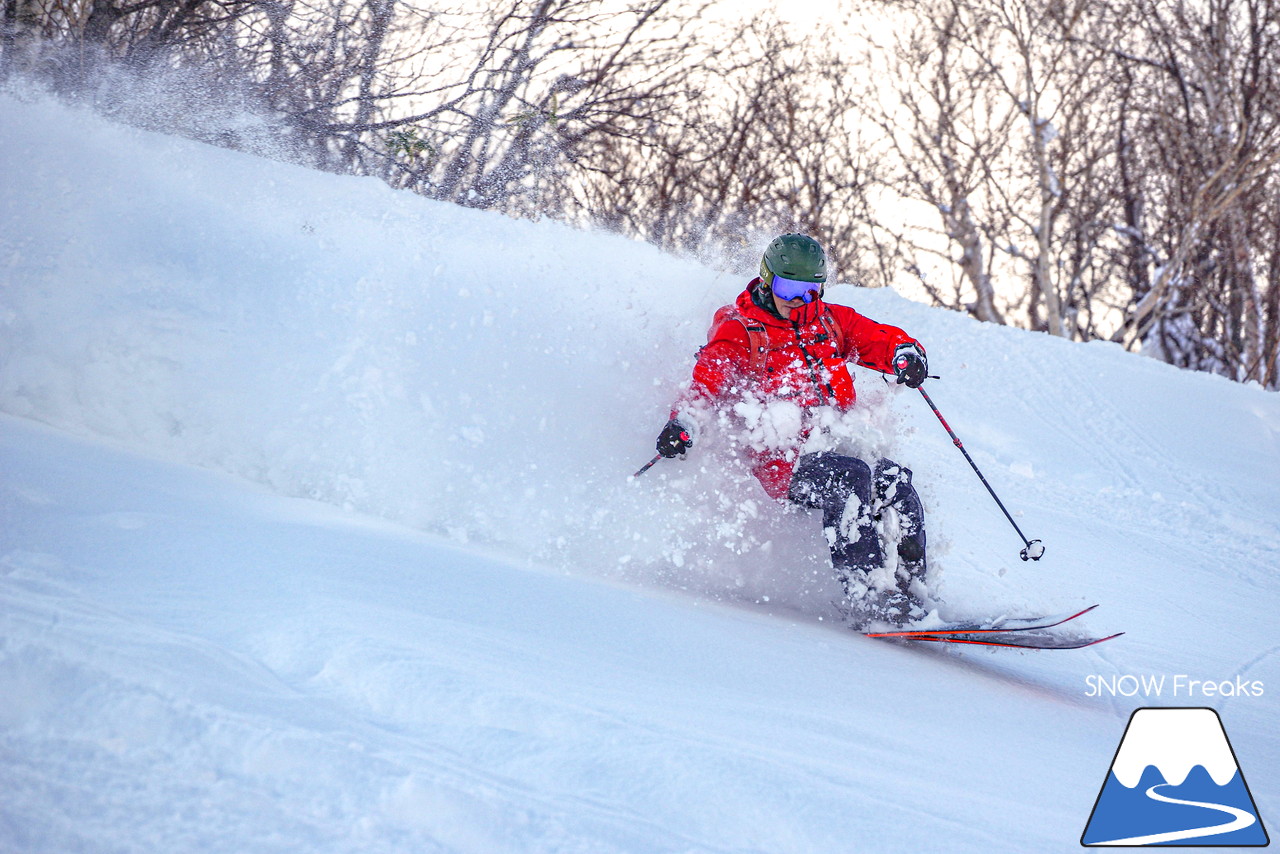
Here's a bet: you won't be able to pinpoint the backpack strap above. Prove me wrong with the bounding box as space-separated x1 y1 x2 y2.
718 306 769 375
716 304 845 375
819 307 845 356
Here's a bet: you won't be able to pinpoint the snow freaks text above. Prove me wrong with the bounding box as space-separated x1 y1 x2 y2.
1085 675 1265 699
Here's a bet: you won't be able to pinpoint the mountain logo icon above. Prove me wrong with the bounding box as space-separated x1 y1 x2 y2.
1082 707 1269 847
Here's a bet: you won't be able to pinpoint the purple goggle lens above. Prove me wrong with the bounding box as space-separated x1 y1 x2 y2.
771 274 820 303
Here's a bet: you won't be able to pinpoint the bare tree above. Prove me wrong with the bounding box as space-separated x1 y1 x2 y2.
6 0 1277 387
577 12 887 281
852 0 1014 324
851 0 1131 335
339 0 716 219
845 0 1280 388
1095 0 1280 385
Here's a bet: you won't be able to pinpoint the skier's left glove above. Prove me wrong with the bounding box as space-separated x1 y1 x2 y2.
892 343 928 388
656 417 694 458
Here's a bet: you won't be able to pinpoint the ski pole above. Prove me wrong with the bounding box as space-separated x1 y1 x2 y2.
917 385 1045 561
632 453 663 478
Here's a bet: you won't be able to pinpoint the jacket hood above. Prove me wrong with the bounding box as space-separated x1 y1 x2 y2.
737 278 789 326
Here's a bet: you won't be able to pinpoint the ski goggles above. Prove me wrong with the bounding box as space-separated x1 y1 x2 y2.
770 274 821 303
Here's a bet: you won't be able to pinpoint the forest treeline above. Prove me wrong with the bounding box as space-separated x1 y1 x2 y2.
3 0 1277 388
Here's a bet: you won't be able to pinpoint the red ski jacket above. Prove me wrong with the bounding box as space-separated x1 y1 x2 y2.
678 280 921 499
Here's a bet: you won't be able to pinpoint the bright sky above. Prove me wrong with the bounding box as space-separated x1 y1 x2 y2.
725 0 848 17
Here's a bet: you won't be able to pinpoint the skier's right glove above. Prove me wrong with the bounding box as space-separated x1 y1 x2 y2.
656 417 694 458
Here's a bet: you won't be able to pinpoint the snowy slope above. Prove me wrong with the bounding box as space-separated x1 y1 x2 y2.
2 91 1279 852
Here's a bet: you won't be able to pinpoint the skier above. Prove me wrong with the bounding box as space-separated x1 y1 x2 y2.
655 233 931 626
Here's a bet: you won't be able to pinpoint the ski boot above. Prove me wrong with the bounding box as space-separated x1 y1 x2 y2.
838 570 924 630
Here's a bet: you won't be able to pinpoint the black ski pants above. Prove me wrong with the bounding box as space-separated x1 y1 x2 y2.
786 451 926 584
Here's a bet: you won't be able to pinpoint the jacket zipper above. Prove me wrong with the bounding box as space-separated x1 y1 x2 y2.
790 319 836 404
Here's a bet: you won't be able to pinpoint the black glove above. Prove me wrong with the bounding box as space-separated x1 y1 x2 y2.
656 418 694 458
892 343 928 388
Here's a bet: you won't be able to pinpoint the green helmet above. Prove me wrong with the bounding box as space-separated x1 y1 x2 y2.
760 233 827 285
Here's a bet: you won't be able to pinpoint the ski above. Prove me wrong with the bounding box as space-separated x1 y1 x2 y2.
861 604 1122 650
863 603 1101 639
899 631 1125 650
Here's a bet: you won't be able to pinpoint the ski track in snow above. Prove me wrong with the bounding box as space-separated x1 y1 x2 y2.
3 413 1100 853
